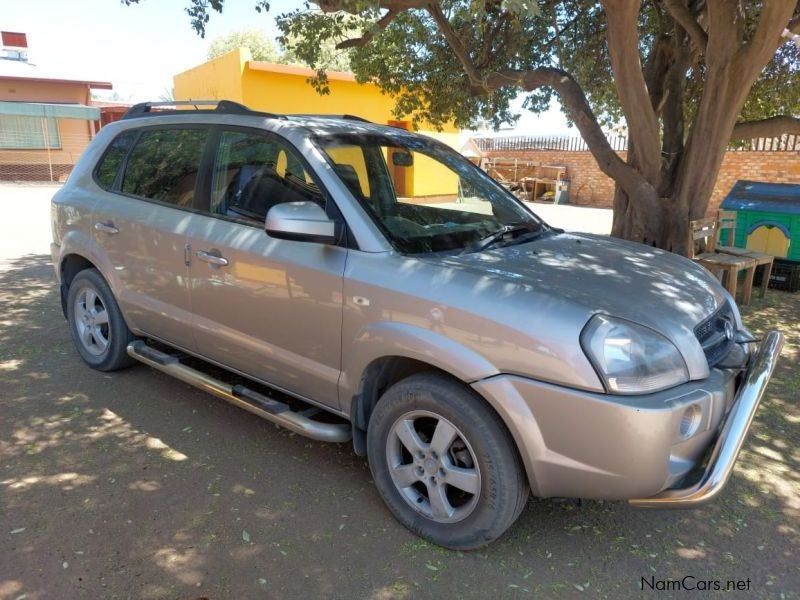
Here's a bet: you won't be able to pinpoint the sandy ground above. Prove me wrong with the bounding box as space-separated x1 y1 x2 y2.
1 183 798 599
0 184 59 270
525 203 612 235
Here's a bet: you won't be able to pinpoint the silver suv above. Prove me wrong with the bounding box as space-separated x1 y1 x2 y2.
51 100 783 549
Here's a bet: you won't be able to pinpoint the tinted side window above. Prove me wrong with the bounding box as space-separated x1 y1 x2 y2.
324 145 371 198
121 128 208 207
210 131 323 223
95 131 136 190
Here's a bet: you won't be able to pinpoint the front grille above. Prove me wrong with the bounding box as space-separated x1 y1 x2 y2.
694 302 736 367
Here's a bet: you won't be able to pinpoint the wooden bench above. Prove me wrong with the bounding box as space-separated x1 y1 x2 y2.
715 210 775 299
689 217 757 305
519 165 567 202
484 159 566 201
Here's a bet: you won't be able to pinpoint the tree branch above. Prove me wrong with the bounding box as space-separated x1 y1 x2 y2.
424 2 658 204
662 0 708 51
789 6 800 34
600 0 662 183
317 0 426 11
738 1 798 69
705 0 740 64
426 3 482 85
731 115 800 141
336 10 398 49
490 71 663 204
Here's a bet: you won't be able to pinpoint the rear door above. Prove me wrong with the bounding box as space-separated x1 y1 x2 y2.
186 128 348 408
91 125 210 350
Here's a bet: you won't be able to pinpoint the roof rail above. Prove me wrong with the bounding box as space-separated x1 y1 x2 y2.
289 113 373 123
121 99 282 120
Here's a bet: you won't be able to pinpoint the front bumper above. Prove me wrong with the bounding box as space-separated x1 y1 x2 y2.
629 330 784 508
472 330 783 502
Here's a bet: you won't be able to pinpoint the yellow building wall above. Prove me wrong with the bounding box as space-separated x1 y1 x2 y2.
411 131 463 198
173 48 249 105
242 67 398 125
325 146 371 197
174 49 463 198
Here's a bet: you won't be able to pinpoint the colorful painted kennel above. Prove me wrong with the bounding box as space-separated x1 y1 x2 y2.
720 180 800 261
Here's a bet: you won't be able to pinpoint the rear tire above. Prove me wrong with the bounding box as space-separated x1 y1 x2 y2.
367 372 528 550
67 268 136 371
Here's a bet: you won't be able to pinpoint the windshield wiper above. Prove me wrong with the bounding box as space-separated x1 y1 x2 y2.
466 223 540 254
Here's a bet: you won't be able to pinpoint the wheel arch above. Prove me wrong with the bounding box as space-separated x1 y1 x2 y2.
57 252 132 333
343 321 501 454
350 355 456 431
344 322 537 491
61 253 96 287
58 253 97 318
354 359 536 509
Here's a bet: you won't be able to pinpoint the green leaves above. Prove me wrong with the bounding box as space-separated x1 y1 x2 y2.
276 8 358 74
500 0 541 18
208 30 281 62
127 0 800 136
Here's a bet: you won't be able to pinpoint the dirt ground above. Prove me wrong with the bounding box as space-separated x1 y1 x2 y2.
1 184 798 599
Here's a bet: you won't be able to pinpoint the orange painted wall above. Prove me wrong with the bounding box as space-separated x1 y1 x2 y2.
0 79 94 168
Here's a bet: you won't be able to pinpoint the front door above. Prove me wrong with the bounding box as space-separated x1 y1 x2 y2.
187 129 347 409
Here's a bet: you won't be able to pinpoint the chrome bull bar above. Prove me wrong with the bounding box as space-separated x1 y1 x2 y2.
630 330 784 508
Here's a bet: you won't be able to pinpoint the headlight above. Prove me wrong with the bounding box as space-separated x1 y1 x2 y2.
580 315 689 394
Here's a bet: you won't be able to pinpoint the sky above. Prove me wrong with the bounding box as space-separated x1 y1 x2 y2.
0 0 572 135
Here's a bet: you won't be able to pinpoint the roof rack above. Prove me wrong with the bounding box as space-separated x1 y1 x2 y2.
289 113 373 123
121 100 282 120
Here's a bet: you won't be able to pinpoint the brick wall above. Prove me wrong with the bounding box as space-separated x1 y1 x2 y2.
485 149 800 214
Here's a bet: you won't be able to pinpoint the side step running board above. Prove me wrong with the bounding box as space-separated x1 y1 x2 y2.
127 341 352 443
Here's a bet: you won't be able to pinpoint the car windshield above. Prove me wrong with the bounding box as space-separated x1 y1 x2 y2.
314 132 544 254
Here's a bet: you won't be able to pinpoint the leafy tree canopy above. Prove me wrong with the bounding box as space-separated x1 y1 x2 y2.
158 1 799 133
208 29 281 62
205 26 353 72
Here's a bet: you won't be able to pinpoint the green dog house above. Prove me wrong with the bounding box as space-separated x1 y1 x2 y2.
720 180 800 261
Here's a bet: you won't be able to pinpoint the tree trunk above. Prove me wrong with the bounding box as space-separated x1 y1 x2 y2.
611 189 691 254
605 0 797 257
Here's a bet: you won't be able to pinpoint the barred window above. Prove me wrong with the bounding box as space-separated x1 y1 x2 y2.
0 115 61 149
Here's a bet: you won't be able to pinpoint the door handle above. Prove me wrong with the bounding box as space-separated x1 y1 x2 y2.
94 221 119 235
196 250 229 267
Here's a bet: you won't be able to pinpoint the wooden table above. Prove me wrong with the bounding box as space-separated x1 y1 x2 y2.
716 246 774 299
695 252 758 305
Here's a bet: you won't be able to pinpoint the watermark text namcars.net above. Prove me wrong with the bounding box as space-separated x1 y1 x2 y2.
642 576 752 592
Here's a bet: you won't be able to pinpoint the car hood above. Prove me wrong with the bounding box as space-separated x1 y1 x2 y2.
422 232 729 379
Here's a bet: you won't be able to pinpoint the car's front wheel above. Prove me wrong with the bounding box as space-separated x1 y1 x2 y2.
367 372 528 550
67 268 135 371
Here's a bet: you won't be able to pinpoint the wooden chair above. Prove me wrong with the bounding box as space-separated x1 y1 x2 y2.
715 210 775 299
689 217 757 305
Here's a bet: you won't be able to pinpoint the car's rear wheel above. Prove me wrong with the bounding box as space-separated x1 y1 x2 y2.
67 269 135 371
367 372 528 550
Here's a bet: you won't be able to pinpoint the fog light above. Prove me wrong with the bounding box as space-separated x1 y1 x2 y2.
680 404 702 439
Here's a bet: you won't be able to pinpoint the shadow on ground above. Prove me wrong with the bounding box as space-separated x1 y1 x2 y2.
1 255 798 599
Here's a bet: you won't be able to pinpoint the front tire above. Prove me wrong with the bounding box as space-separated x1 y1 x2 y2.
367 372 528 550
67 268 135 371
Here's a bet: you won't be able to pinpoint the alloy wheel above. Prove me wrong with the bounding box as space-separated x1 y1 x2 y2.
73 286 111 356
386 410 481 523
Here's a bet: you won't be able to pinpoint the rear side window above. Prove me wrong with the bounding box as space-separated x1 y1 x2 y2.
121 128 208 207
95 131 136 190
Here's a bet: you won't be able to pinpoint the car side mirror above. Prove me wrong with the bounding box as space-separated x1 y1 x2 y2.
265 201 339 244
